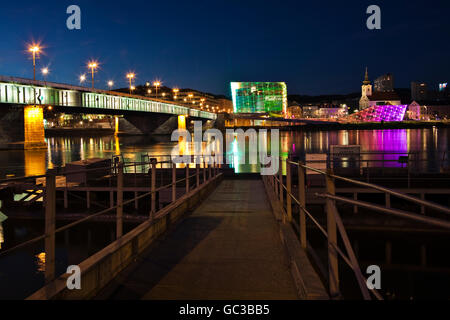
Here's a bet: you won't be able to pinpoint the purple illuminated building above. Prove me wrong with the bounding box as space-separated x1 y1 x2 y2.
349 104 407 122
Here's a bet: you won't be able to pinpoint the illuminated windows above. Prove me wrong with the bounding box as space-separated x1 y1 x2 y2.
230 82 287 115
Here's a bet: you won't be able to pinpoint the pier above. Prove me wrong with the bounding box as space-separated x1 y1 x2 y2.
1 154 449 300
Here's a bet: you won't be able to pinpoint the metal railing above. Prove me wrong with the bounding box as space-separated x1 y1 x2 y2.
262 158 450 300
0 155 222 287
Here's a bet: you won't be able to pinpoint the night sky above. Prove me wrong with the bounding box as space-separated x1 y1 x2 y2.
1 0 449 96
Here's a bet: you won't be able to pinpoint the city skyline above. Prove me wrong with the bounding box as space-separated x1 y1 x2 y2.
0 1 449 96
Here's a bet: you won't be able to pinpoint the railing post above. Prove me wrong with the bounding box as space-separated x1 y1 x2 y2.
116 162 123 239
286 160 292 222
45 169 56 284
110 191 114 208
279 158 283 208
150 159 156 220
385 241 392 265
407 158 411 189
208 162 212 180
186 164 190 193
203 161 207 184
196 163 200 188
64 188 68 209
420 193 426 215
273 174 276 194
298 161 307 249
325 169 339 298
172 163 176 202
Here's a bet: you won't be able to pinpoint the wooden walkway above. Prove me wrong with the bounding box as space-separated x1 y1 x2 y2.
97 179 299 300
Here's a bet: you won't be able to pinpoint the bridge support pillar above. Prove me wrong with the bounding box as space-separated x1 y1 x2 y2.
178 115 186 131
24 105 46 149
114 116 119 135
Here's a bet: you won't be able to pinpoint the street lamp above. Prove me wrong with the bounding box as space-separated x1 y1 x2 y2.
79 74 87 85
126 73 135 94
88 60 99 89
41 67 49 84
153 81 161 98
107 80 114 90
173 88 179 100
28 44 41 81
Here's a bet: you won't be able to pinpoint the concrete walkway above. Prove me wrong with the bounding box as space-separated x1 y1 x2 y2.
98 179 298 300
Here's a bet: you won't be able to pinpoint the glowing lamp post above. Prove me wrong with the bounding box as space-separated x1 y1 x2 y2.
126 73 135 94
28 45 41 81
41 67 49 85
88 61 99 89
79 74 87 86
153 81 161 98
173 88 179 100
107 80 114 90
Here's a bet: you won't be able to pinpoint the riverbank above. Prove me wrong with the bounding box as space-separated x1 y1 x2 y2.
228 121 450 131
45 127 114 136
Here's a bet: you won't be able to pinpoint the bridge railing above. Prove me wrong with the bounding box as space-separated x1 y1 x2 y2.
262 158 450 300
0 76 217 120
0 155 222 292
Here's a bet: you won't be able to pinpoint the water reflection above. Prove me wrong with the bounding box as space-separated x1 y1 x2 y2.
0 128 447 178
35 252 46 273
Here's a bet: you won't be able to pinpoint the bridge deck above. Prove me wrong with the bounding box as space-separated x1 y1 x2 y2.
97 179 299 300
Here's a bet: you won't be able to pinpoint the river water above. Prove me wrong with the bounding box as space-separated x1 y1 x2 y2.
0 128 448 178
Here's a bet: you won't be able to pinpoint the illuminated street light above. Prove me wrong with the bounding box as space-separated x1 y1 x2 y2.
41 67 49 84
153 81 161 98
107 80 114 89
88 60 99 89
79 74 87 84
126 73 135 94
173 88 179 100
28 44 41 81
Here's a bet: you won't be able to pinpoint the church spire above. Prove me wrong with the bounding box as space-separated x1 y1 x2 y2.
363 67 370 85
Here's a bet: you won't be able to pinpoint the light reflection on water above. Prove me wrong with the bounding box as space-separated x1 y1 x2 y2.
0 128 447 178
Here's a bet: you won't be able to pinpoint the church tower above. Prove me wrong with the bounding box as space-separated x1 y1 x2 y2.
359 67 372 109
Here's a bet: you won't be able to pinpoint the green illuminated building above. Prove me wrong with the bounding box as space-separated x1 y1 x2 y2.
230 82 287 115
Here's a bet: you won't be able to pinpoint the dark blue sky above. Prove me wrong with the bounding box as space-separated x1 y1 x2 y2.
1 0 449 96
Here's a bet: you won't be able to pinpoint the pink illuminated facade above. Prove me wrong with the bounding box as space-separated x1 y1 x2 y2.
349 104 407 122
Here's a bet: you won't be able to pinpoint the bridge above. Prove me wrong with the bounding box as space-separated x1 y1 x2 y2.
0 76 217 149
1 155 449 300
